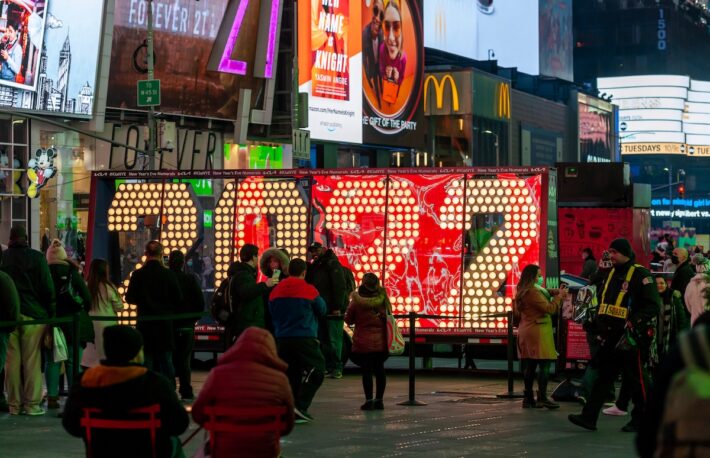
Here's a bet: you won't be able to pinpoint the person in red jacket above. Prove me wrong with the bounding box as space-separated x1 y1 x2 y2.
192 327 294 458
345 273 390 410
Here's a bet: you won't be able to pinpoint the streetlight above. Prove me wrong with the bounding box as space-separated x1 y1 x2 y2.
663 166 673 214
483 130 500 166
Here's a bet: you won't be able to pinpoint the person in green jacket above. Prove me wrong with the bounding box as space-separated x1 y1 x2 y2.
225 244 277 343
0 245 20 412
0 225 55 416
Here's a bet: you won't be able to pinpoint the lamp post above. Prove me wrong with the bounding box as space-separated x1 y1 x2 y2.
483 130 500 166
663 166 673 214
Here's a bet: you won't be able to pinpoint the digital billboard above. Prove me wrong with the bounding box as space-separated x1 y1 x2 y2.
297 0 425 146
599 74 710 156
424 0 572 82
0 0 104 117
577 93 614 162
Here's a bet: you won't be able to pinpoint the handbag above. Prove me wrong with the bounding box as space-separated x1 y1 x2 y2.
386 314 405 356
52 326 69 363
382 78 399 104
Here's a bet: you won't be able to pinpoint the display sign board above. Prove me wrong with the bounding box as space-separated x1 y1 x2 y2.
0 0 104 117
297 0 424 146
137 79 161 107
599 74 710 156
424 0 572 82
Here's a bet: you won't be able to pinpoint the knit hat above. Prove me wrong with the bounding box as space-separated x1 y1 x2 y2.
693 253 709 273
609 238 634 259
103 325 143 364
46 239 68 265
358 272 381 297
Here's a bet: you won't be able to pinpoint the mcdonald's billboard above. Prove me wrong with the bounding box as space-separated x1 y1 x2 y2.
423 71 472 116
497 82 511 119
473 72 512 122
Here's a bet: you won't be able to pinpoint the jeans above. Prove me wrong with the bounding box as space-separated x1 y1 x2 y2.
45 346 83 397
172 328 195 399
145 351 175 389
5 315 46 412
277 337 325 412
319 316 343 372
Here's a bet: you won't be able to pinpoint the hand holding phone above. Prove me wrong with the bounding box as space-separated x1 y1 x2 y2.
272 269 281 279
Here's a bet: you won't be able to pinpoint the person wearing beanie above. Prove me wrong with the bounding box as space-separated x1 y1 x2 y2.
167 249 204 401
45 239 93 409
62 325 189 457
570 238 661 433
0 225 55 416
684 254 710 326
345 272 392 410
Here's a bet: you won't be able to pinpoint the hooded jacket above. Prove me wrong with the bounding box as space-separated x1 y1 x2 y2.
259 248 290 280
345 288 390 354
62 363 189 458
684 272 709 326
269 276 326 339
192 327 294 458
672 259 695 300
305 249 347 313
48 261 94 346
0 241 55 319
226 261 268 338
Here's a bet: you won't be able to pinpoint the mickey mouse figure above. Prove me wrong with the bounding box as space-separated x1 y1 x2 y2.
27 148 55 198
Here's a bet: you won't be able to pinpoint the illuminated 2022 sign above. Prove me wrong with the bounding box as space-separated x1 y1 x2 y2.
99 169 551 334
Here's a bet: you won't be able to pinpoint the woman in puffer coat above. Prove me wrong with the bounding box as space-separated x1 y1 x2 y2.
344 272 391 411
259 248 290 333
192 327 294 458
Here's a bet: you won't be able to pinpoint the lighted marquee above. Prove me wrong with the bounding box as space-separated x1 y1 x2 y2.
108 182 199 321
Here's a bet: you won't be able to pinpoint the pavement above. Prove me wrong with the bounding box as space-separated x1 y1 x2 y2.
0 368 638 457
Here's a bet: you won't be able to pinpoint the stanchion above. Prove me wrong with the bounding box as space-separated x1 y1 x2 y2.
497 310 524 399
398 312 426 406
72 313 81 382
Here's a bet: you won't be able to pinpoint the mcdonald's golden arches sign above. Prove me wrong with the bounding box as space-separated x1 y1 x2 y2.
423 71 472 116
497 82 511 119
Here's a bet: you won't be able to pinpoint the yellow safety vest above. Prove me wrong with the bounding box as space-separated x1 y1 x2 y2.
598 265 638 320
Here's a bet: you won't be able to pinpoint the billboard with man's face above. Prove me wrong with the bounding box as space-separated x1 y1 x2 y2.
0 0 46 91
298 0 424 147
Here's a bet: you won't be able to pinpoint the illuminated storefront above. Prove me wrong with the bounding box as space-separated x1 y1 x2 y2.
89 167 556 337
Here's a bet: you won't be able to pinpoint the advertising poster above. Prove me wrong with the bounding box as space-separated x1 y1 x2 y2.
0 0 103 117
539 0 573 83
298 0 424 146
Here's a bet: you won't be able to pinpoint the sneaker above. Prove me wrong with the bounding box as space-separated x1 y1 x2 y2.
294 407 313 423
24 406 45 416
576 396 587 406
372 399 384 410
360 400 375 411
329 369 343 379
568 414 597 431
602 405 628 416
621 421 638 433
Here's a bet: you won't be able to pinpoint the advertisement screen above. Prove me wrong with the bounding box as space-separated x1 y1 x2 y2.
578 94 614 162
298 0 424 146
0 0 103 117
599 74 710 155
423 0 572 81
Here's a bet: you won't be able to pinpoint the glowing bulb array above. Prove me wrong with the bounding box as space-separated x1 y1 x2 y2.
214 180 308 287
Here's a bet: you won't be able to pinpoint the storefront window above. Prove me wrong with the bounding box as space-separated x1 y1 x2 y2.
0 116 29 245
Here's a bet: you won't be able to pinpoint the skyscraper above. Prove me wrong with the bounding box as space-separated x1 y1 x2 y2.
57 34 71 112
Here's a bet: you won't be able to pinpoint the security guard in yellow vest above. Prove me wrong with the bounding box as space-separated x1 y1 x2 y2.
569 238 660 433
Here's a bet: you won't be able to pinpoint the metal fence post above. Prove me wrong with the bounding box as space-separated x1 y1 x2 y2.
497 310 524 399
398 312 426 406
72 313 81 383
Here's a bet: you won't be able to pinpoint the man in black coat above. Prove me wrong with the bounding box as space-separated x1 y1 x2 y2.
671 247 694 304
168 250 204 401
306 242 347 379
362 0 385 108
126 241 182 386
63 325 189 458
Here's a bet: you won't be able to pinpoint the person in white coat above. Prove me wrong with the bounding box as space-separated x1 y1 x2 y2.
683 254 709 327
81 259 123 368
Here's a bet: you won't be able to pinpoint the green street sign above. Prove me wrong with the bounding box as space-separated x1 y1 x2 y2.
203 210 213 228
137 79 161 107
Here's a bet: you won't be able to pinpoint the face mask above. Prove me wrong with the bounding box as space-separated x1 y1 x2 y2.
536 276 544 287
671 255 679 265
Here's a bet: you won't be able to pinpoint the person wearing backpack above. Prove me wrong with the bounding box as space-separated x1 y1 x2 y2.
1 225 55 416
45 239 93 409
637 312 710 458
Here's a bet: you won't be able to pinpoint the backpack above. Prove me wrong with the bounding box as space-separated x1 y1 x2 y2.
210 276 235 325
56 268 83 314
655 325 710 457
342 266 356 297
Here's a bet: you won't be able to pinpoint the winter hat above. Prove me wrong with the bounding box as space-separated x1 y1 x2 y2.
103 325 143 364
692 253 709 273
9 225 27 243
46 239 68 265
358 272 380 297
609 238 634 259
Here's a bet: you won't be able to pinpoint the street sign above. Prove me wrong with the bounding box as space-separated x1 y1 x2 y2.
137 79 161 107
292 129 311 161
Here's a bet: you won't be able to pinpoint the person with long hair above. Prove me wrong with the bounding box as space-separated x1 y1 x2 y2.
345 272 390 410
514 264 567 409
80 259 123 368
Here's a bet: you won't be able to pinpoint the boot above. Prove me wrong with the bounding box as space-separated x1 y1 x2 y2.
46 396 60 409
537 391 560 410
522 390 541 408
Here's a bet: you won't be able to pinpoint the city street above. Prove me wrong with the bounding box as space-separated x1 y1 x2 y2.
0 371 636 457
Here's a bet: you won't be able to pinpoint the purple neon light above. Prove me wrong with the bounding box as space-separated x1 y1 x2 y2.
264 0 281 78
218 0 250 75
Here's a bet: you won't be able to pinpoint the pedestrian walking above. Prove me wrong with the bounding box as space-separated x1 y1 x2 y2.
345 273 390 410
514 264 567 409
81 259 123 368
0 225 55 416
269 258 327 423
684 253 710 326
0 245 20 412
